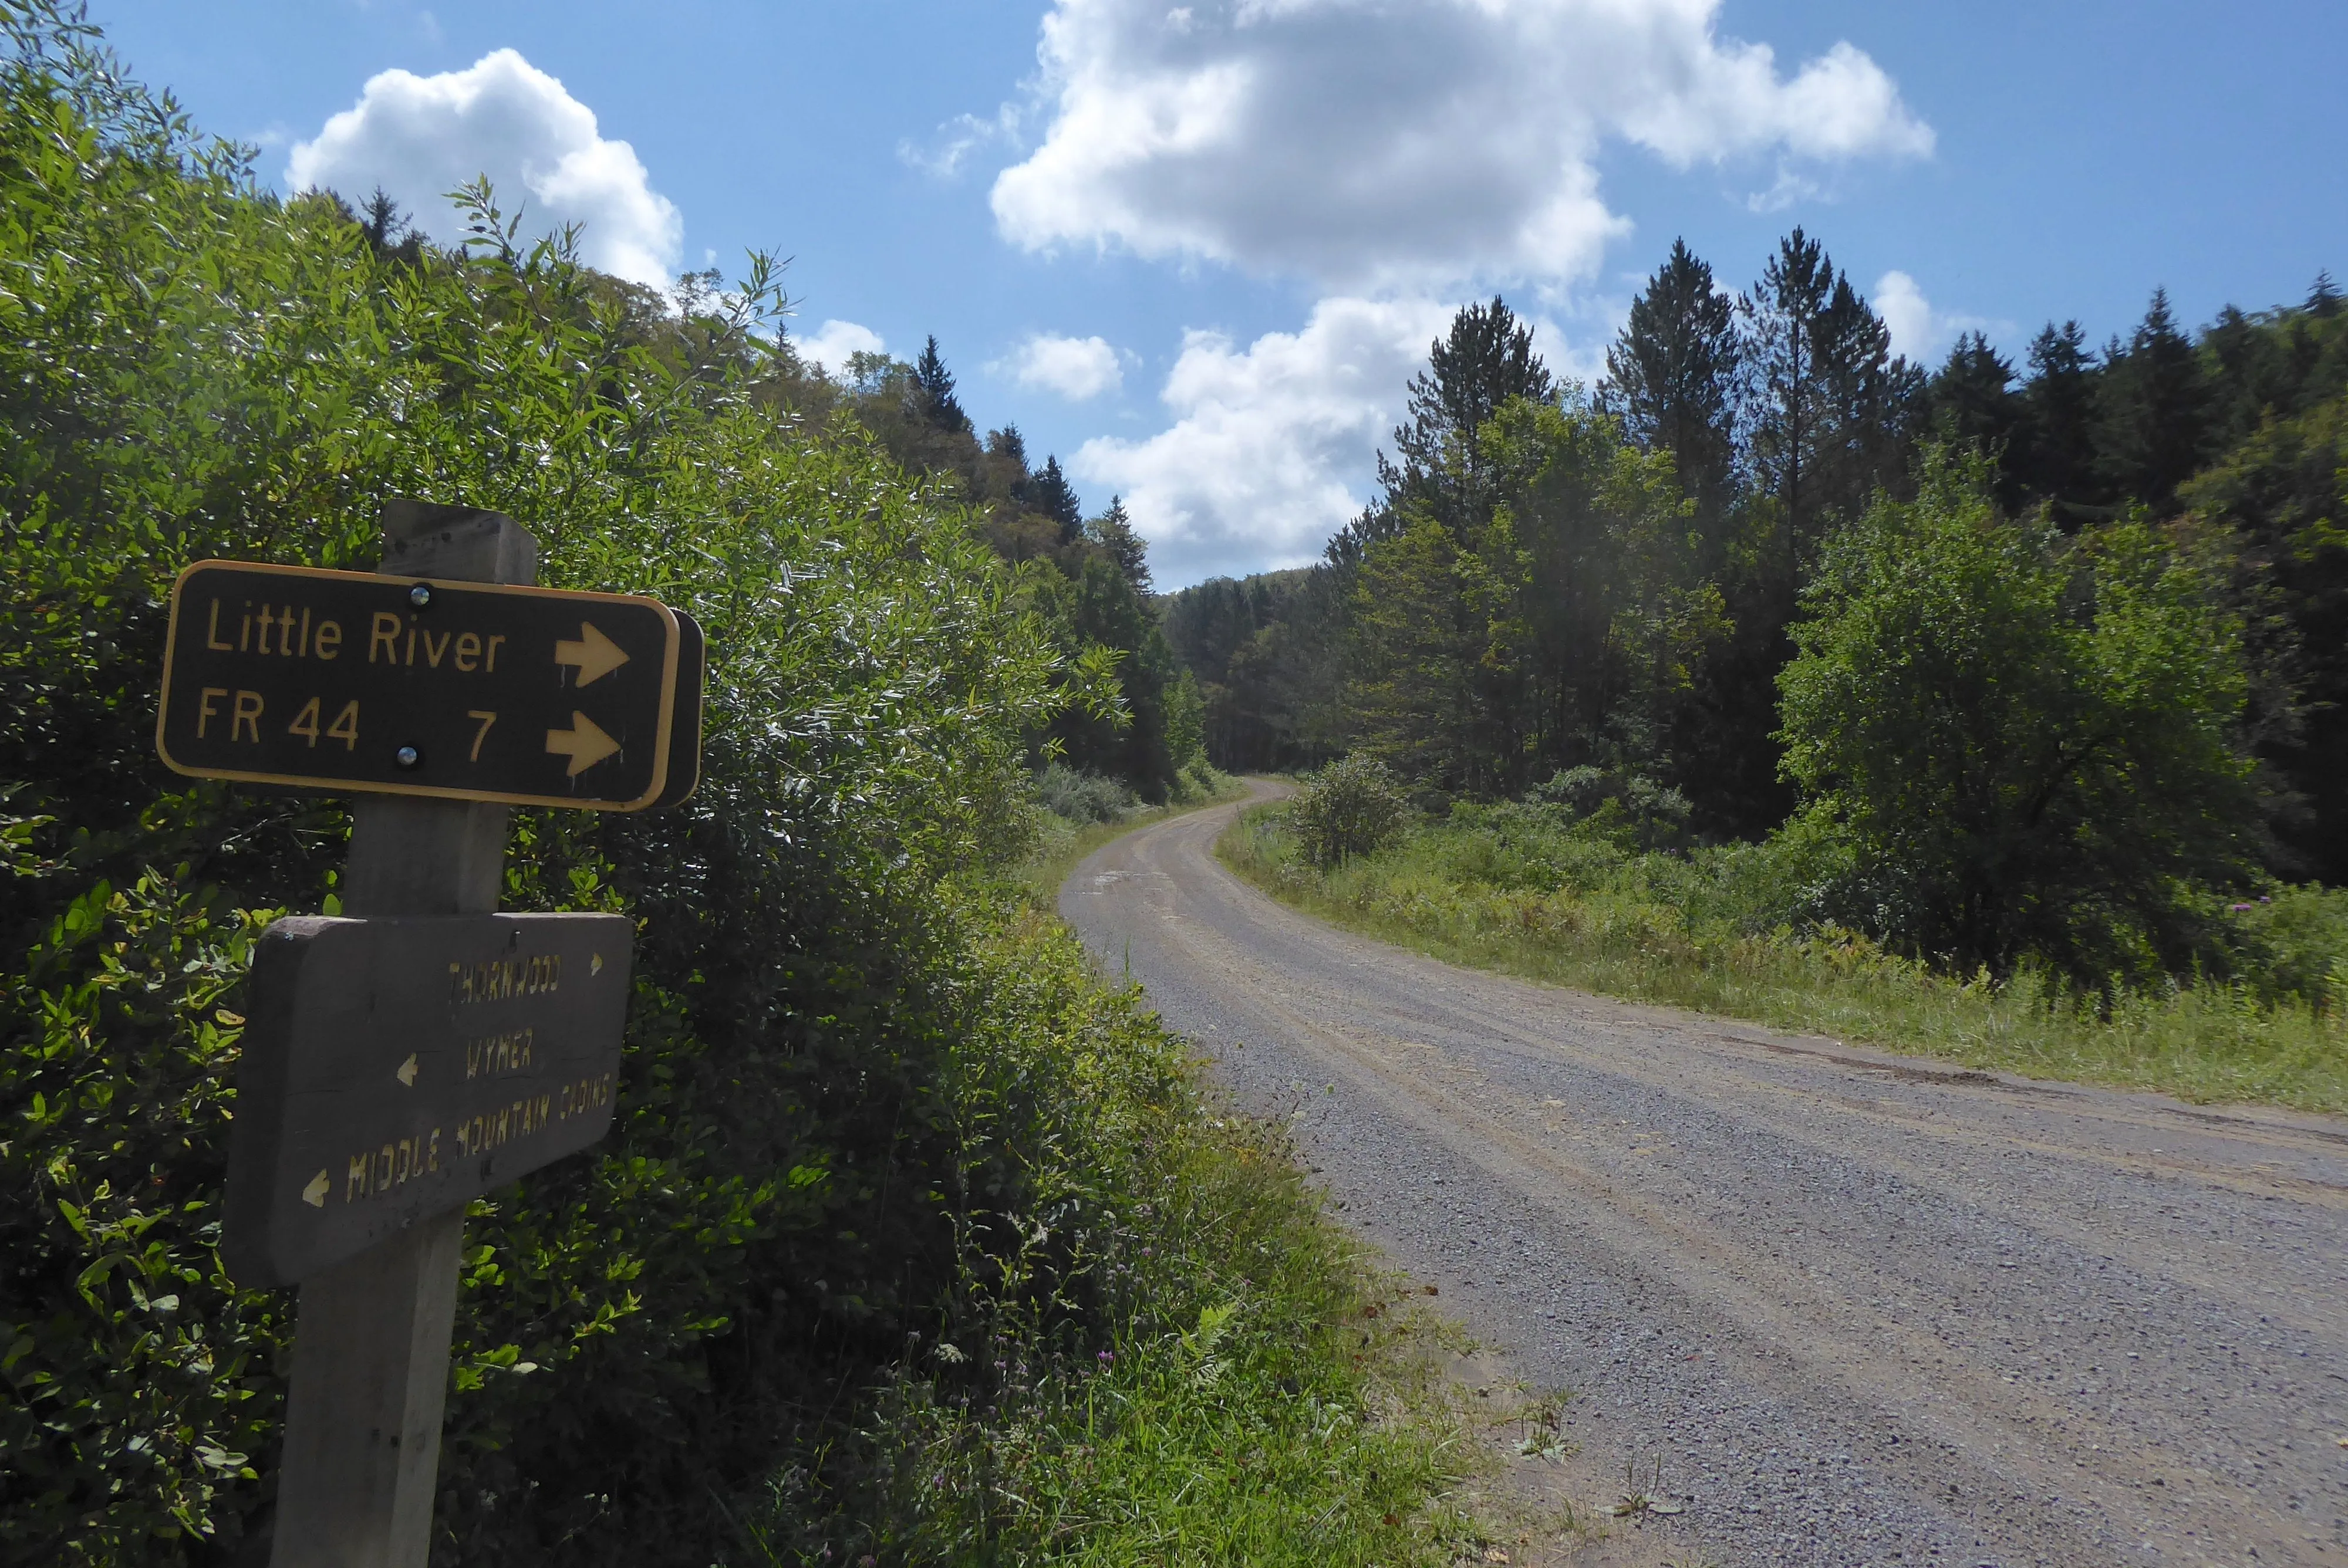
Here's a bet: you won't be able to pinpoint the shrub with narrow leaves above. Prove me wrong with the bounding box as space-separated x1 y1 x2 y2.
1289 756 1410 868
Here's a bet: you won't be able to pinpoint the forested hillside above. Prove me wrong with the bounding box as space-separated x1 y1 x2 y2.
755 336 1207 803
0 10 1461 1564
1177 233 2348 990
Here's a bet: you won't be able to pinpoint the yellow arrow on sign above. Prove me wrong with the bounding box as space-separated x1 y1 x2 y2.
303 1170 330 1208
545 711 622 776
554 621 630 687
397 1053 418 1087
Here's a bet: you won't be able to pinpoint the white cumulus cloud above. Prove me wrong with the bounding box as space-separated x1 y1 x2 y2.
1872 271 2003 364
794 319 887 377
993 0 1933 293
1873 270 1935 362
1074 296 1455 584
288 49 682 287
1001 333 1125 399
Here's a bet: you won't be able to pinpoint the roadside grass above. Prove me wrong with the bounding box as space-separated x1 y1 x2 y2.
792 1134 1489 1567
1220 805 2348 1117
733 779 1490 1565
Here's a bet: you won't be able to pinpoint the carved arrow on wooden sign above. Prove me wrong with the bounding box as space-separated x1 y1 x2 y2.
544 711 622 776
554 621 631 687
224 911 634 1287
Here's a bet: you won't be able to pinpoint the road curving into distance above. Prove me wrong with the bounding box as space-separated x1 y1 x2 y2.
1061 782 2348 1567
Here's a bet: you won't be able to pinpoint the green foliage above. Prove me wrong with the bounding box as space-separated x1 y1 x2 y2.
1777 452 2262 979
740 1013 1477 1567
2 876 286 1562
1038 551 1192 801
1288 757 1411 869
1346 394 1722 797
1528 767 1694 854
2182 387 2348 876
768 337 1190 802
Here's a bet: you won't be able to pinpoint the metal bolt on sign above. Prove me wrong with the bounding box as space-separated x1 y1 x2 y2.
160 501 705 1567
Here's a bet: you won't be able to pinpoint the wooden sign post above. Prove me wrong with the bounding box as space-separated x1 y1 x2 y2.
157 501 703 1567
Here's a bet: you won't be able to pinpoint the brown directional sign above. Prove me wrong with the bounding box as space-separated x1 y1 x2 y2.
223 913 634 1287
157 560 693 810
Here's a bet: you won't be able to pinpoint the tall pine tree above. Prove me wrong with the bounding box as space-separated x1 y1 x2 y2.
1741 229 1917 573
1669 231 1918 838
910 334 970 433
1332 297 1554 574
1927 332 2025 509
2096 289 2209 515
2015 320 2101 523
1030 455 1084 542
1603 239 1741 565
1381 296 1553 530
1087 496 1151 593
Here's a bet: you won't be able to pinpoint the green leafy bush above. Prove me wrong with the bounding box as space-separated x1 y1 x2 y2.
1777 452 2263 981
1036 762 1139 825
1528 766 1693 853
1288 756 1410 868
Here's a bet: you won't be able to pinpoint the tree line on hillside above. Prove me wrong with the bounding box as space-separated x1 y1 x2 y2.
1166 234 2348 917
758 333 1206 802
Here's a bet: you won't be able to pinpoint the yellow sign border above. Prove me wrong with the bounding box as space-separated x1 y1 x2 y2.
156 559 683 813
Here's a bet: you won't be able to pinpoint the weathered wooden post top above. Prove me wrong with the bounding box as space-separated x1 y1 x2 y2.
153 501 704 1568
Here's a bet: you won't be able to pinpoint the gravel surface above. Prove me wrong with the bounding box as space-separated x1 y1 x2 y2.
1061 786 2348 1567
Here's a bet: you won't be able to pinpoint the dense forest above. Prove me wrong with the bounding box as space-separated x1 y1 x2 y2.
1170 236 2348 980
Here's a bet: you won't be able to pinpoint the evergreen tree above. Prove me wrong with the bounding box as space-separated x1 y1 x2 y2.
1381 296 1553 528
1393 296 1554 473
1087 495 1151 593
357 187 406 250
910 333 970 432
2015 320 2101 522
1603 239 1741 561
1927 332 2025 508
2096 288 2210 515
2309 271 2342 319
1742 229 1918 572
1030 454 1084 542
1743 228 1837 562
1665 231 1917 839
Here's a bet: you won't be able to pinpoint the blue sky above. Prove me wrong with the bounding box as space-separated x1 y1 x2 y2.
93 0 2348 587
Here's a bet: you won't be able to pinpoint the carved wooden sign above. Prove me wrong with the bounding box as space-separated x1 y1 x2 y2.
223 912 635 1287
156 560 703 810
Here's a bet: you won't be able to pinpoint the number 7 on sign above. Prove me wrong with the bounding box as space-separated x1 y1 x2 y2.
467 710 497 762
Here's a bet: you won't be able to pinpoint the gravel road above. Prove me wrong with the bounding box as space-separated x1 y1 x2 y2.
1061 785 2348 1567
